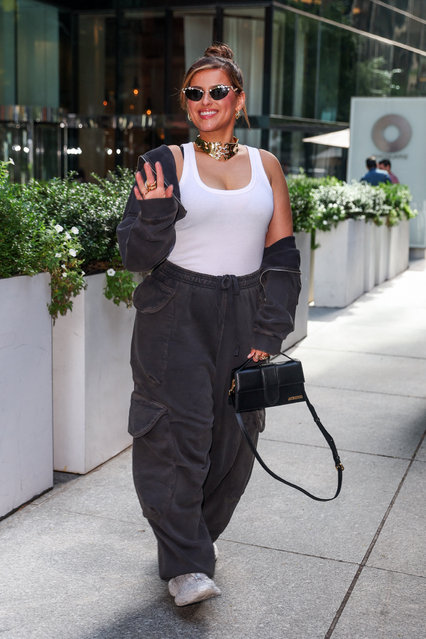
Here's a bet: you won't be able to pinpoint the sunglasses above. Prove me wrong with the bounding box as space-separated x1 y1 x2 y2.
182 84 238 102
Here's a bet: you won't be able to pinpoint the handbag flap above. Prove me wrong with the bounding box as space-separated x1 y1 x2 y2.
235 360 304 392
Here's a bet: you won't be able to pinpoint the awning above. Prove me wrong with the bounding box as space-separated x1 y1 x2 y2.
303 128 350 148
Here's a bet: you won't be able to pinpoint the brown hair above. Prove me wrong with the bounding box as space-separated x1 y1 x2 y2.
180 43 250 128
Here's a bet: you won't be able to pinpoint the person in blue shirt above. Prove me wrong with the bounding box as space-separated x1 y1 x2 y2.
360 156 391 185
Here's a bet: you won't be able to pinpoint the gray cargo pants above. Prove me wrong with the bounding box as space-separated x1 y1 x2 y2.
129 260 265 581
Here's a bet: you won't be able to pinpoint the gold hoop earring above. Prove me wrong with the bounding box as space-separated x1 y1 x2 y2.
187 113 192 122
235 110 241 120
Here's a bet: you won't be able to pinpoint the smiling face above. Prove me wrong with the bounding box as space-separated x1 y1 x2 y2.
185 68 245 142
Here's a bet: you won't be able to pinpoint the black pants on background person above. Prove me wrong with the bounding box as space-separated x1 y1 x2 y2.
129 260 264 580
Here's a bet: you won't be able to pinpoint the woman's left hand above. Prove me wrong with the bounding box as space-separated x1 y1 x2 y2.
248 348 269 362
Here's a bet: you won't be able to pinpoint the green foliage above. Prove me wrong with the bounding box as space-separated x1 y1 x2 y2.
0 161 135 319
41 223 87 321
377 182 417 227
24 168 134 269
0 160 42 278
287 174 341 233
104 259 138 308
287 174 417 234
356 56 396 97
1 158 417 319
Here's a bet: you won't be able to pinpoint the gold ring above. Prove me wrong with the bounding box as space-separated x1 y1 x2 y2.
145 180 157 191
259 354 268 360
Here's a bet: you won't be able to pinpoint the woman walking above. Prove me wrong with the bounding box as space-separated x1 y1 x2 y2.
117 43 301 607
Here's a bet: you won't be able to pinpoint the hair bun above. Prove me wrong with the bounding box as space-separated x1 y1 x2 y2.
204 43 234 61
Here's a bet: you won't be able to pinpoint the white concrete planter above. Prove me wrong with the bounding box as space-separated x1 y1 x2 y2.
282 231 311 349
363 221 376 293
53 273 134 474
374 224 390 286
387 219 410 280
0 273 53 518
313 219 365 308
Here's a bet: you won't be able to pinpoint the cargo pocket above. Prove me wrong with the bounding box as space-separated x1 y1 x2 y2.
129 393 176 523
241 408 266 434
131 275 176 385
256 407 266 433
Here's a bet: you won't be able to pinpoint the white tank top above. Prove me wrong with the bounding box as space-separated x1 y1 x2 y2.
168 142 274 276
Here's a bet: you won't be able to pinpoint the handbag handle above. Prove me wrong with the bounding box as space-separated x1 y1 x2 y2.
234 353 344 502
234 350 295 373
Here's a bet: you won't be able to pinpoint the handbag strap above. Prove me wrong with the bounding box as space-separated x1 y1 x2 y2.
235 389 344 502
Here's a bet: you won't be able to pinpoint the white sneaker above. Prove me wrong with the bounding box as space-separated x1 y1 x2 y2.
168 572 221 606
213 543 219 561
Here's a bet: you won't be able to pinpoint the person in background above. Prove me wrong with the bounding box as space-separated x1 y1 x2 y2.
360 156 391 185
378 158 399 184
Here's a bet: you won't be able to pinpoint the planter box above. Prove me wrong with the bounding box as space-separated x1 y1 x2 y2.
374 224 390 286
387 219 409 280
313 219 365 308
0 273 53 518
282 231 311 349
363 221 376 293
53 273 134 474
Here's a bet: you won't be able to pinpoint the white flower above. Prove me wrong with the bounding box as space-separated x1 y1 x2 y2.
9 158 15 165
107 268 116 277
65 232 71 240
55 253 61 258
71 227 79 235
69 248 77 257
61 263 66 269
55 224 63 233
62 272 67 278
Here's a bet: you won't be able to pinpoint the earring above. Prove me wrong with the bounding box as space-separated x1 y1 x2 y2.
235 110 241 120
187 113 192 122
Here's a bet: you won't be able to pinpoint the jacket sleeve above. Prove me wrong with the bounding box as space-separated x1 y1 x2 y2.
116 187 181 272
117 145 186 272
252 235 302 354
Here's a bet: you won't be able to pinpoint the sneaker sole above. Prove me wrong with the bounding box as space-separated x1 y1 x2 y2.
174 587 221 607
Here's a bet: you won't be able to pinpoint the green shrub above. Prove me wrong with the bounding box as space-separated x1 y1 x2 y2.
377 182 417 226
287 174 417 233
0 161 135 319
0 160 43 278
23 168 134 270
0 158 417 320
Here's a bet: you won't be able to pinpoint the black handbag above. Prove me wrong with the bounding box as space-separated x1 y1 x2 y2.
229 353 344 501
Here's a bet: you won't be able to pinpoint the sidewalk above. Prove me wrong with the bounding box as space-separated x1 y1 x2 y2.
1 260 425 639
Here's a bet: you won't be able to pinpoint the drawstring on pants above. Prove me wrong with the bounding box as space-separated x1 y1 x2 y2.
219 274 241 357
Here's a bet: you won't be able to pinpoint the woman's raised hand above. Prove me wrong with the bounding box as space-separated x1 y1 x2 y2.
134 161 174 200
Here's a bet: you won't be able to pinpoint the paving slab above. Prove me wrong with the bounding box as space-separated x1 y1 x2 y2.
288 347 426 399
263 387 426 459
415 437 426 462
0 497 357 639
30 447 140 524
0 506 158 639
222 440 408 565
300 318 426 358
79 544 357 639
311 295 426 326
367 459 426 577
358 266 426 306
331 568 425 639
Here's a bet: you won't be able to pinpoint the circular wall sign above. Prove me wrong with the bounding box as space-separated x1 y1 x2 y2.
371 114 412 152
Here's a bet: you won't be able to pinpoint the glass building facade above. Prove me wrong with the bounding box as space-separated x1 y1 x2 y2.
1 0 425 182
